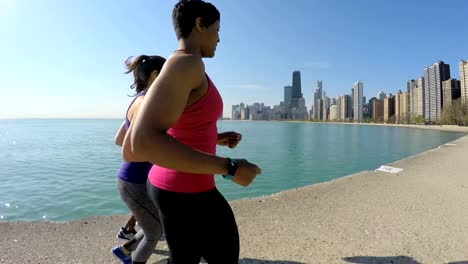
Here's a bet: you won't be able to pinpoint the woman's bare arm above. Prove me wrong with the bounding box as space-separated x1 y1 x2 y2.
114 121 126 146
124 54 228 175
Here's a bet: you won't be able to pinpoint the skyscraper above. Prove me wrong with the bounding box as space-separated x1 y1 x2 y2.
284 86 292 106
395 90 408 124
407 80 417 93
442 79 461 107
330 105 339 121
232 105 241 120
395 91 402 123
347 94 353 120
460 60 468 112
351 88 354 119
384 96 395 123
313 80 323 120
368 97 376 119
373 99 384 122
411 77 425 119
322 96 329 120
317 98 324 121
336 97 342 121
407 80 416 116
423 61 450 122
292 98 308 120
243 106 250 120
288 70 305 111
378 91 386 100
292 71 302 99
340 95 351 121
353 81 364 122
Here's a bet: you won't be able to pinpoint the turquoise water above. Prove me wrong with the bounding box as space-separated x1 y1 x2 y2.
0 119 465 222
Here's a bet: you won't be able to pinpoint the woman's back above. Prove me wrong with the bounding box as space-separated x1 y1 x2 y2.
118 92 152 184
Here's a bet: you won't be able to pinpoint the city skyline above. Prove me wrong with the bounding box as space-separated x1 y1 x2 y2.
230 58 467 120
232 59 467 123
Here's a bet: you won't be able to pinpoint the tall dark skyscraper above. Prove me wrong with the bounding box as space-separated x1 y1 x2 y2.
292 71 302 99
289 71 303 108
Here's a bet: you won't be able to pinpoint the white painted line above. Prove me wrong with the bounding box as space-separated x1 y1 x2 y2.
375 165 404 174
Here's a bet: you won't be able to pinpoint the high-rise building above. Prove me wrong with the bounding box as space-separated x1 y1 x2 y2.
340 95 351 120
232 105 241 120
312 80 323 120
373 99 384 122
322 96 329 120
249 103 264 120
378 91 386 100
336 97 342 121
423 61 450 122
284 86 292 106
411 77 425 119
239 103 245 120
407 80 417 93
292 98 308 120
350 88 354 119
395 91 408 124
442 79 461 107
347 94 353 120
330 105 339 121
353 81 364 122
241 105 250 120
384 96 395 123
460 60 468 112
292 71 302 102
317 98 324 121
400 92 408 123
395 91 402 123
407 80 416 116
368 97 376 118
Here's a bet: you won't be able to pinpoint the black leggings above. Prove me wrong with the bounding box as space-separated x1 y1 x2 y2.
147 183 239 264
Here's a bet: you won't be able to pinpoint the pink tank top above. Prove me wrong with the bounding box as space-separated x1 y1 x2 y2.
148 74 223 193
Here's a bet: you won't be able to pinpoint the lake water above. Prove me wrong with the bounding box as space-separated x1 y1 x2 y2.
0 119 464 221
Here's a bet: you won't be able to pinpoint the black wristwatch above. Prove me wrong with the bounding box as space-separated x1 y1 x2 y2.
223 158 238 180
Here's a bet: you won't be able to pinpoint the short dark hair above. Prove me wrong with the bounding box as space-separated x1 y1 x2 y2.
172 0 220 39
125 55 166 94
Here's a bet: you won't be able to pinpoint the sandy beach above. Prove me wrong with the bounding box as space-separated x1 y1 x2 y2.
2 130 468 263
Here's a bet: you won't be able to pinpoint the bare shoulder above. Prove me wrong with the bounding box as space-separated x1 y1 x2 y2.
162 53 205 79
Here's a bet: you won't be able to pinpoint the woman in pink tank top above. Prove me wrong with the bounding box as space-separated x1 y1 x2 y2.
122 1 262 263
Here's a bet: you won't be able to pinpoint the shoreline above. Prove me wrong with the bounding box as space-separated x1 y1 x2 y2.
2 135 468 263
307 121 468 133
225 119 468 133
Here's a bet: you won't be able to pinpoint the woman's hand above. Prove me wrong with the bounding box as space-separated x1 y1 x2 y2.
217 131 242 148
230 159 261 187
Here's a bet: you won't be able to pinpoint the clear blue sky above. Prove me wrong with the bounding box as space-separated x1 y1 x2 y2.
1 0 467 118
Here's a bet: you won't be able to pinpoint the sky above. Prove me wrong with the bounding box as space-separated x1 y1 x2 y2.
0 0 467 118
